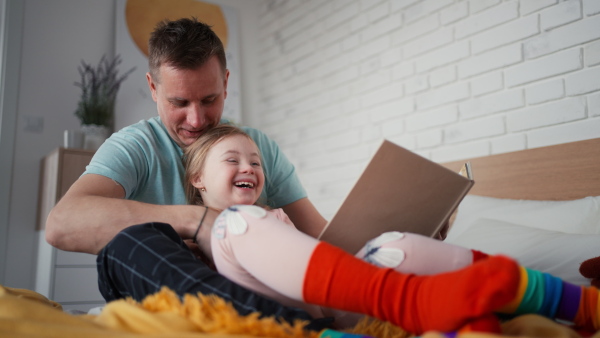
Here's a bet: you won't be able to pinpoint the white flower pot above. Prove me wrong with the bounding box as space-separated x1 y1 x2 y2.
81 124 110 150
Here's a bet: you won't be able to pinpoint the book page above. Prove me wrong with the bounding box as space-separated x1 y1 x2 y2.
459 162 473 180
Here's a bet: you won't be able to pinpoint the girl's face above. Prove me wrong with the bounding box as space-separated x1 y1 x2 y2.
192 134 265 210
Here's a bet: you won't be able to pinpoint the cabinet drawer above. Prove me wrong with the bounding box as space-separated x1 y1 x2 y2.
52 267 103 303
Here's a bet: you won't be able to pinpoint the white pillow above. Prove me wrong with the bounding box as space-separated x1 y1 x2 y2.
446 218 599 286
446 195 600 242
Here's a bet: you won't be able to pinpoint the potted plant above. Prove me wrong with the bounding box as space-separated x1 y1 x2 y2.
74 54 135 149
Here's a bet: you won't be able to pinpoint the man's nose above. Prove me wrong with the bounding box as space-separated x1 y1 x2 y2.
186 104 206 127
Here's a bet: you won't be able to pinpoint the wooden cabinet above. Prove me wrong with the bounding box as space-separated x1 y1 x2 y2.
37 147 94 230
35 147 105 312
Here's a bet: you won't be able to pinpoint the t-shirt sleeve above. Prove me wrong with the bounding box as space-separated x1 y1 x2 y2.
241 127 307 208
83 131 149 199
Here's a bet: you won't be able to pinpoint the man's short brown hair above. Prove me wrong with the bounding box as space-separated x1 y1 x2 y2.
148 17 226 82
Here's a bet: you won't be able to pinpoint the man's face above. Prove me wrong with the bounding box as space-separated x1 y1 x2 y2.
147 56 229 148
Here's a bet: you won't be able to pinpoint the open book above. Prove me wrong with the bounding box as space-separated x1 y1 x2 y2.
318 140 474 254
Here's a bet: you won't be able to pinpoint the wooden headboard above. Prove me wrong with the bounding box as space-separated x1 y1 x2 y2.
441 138 600 201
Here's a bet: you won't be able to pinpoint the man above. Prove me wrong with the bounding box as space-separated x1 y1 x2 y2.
45 18 328 325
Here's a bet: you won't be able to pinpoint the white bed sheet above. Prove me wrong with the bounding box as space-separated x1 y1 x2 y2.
445 195 600 286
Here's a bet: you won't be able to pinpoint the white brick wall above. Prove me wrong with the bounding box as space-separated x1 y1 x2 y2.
254 0 600 218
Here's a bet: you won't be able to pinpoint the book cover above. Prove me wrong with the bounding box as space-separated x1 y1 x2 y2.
318 140 474 254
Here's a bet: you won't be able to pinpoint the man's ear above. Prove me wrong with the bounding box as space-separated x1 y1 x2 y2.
146 72 158 102
223 69 229 100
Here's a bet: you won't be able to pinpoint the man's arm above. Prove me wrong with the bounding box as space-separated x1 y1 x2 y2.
281 197 327 238
45 173 213 254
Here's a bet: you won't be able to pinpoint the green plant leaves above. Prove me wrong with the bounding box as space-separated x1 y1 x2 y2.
74 55 136 128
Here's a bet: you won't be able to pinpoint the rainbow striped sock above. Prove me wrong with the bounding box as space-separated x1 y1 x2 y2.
499 266 599 331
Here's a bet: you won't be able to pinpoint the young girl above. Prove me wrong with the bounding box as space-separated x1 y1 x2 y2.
182 124 599 335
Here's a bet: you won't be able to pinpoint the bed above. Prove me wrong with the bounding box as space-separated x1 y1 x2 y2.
441 137 600 287
1 138 599 338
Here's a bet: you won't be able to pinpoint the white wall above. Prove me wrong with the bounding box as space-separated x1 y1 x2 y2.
3 0 115 289
0 0 19 287
253 0 600 219
206 0 264 127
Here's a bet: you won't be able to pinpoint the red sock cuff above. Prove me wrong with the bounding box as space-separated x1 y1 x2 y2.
302 242 344 306
472 249 490 263
302 242 412 318
303 242 377 312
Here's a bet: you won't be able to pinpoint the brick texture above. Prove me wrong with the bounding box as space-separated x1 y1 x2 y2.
254 0 600 217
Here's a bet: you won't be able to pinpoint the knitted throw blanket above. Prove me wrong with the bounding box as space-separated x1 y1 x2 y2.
0 285 594 338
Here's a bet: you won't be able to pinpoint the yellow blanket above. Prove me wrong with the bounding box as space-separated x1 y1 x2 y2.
0 285 597 338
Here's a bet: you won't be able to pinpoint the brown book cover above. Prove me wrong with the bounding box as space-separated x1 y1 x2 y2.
318 140 474 254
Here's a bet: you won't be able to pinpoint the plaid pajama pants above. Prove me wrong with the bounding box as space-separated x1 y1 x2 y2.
96 222 331 328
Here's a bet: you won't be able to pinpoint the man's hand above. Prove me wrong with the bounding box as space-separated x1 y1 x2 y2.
184 239 203 259
184 239 216 270
46 174 214 254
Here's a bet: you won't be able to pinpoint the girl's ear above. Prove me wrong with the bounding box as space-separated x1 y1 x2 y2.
190 174 204 190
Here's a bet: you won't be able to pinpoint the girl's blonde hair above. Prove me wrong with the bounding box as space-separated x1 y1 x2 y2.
183 124 256 206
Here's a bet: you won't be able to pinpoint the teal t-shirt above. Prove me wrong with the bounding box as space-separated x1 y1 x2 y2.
83 117 306 208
